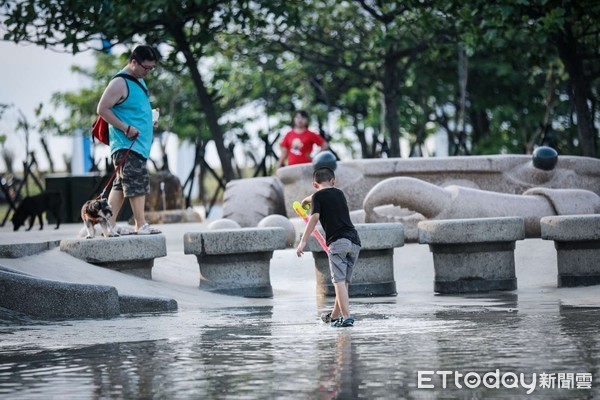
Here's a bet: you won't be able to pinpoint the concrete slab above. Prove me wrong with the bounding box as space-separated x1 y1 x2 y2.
0 221 599 308
184 227 286 297
60 235 167 278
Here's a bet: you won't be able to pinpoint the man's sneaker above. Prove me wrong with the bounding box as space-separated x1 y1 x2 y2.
113 224 134 235
320 312 334 323
331 317 354 328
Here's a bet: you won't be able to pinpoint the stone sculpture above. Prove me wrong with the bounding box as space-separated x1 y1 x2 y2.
363 177 600 239
276 155 600 219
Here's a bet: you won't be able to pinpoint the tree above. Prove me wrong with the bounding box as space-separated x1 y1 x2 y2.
463 0 600 157
1 0 264 180
257 0 460 157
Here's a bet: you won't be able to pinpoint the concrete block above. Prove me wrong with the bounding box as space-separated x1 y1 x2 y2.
418 217 526 244
0 269 120 319
0 240 60 258
119 295 178 314
60 235 167 279
540 214 600 241
418 217 525 294
541 215 600 287
184 228 286 298
305 223 404 297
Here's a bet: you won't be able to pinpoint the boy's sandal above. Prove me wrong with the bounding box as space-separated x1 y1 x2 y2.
136 223 161 235
331 317 354 327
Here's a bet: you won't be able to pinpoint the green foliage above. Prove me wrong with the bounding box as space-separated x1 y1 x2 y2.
1 0 598 160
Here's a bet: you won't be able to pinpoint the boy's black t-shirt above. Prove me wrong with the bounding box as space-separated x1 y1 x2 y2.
312 187 361 247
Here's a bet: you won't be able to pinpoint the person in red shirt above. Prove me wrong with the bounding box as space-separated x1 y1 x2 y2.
278 110 329 167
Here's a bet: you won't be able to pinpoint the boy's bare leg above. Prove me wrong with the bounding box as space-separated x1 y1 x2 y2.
331 294 341 319
333 281 351 319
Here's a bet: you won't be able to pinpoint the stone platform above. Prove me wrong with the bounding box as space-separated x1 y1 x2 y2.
418 217 525 294
304 223 404 297
60 235 167 279
541 214 600 287
184 227 286 297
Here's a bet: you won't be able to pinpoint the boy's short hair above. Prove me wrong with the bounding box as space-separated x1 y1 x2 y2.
313 167 335 183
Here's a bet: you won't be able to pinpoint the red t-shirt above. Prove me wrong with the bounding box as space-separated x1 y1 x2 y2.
280 129 326 165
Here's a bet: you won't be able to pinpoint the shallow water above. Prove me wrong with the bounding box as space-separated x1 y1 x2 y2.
1 293 598 399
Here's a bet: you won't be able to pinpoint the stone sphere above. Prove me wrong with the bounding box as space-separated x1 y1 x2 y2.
258 214 296 247
532 146 558 171
208 218 241 230
313 150 337 171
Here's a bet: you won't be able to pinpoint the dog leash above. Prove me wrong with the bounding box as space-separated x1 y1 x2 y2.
97 136 138 200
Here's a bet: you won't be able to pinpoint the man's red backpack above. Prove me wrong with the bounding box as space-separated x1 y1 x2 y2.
92 116 109 145
92 73 149 145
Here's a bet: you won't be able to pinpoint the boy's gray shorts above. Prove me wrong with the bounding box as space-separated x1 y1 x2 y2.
328 238 361 283
112 150 150 198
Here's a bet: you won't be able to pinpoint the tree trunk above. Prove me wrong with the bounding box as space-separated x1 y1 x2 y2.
554 27 597 157
39 136 55 173
382 56 401 158
353 117 370 158
170 26 235 181
456 48 470 156
469 108 490 148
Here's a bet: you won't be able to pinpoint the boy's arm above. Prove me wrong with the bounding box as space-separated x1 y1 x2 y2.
296 212 320 257
300 194 313 209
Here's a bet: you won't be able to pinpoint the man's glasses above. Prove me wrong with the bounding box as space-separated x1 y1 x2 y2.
138 62 156 71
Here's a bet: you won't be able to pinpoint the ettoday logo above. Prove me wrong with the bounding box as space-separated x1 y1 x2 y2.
417 370 593 394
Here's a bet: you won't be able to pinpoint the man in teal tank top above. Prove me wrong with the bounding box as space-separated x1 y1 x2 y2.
97 45 161 235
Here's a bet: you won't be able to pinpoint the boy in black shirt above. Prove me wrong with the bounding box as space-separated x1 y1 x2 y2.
296 167 361 327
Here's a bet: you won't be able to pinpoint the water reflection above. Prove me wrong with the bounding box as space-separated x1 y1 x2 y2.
195 306 274 398
314 331 358 399
0 300 599 399
559 304 600 382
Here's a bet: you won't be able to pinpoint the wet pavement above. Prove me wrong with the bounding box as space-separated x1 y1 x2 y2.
0 222 599 399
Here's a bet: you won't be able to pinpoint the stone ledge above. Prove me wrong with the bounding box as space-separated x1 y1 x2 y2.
0 269 120 319
418 217 525 244
0 269 179 319
419 217 523 294
184 227 286 255
540 214 600 288
60 235 167 263
303 223 404 298
184 228 285 298
0 240 60 258
305 223 404 252
119 295 178 314
540 214 600 241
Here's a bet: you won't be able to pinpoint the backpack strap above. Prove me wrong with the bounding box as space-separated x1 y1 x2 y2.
113 73 149 97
